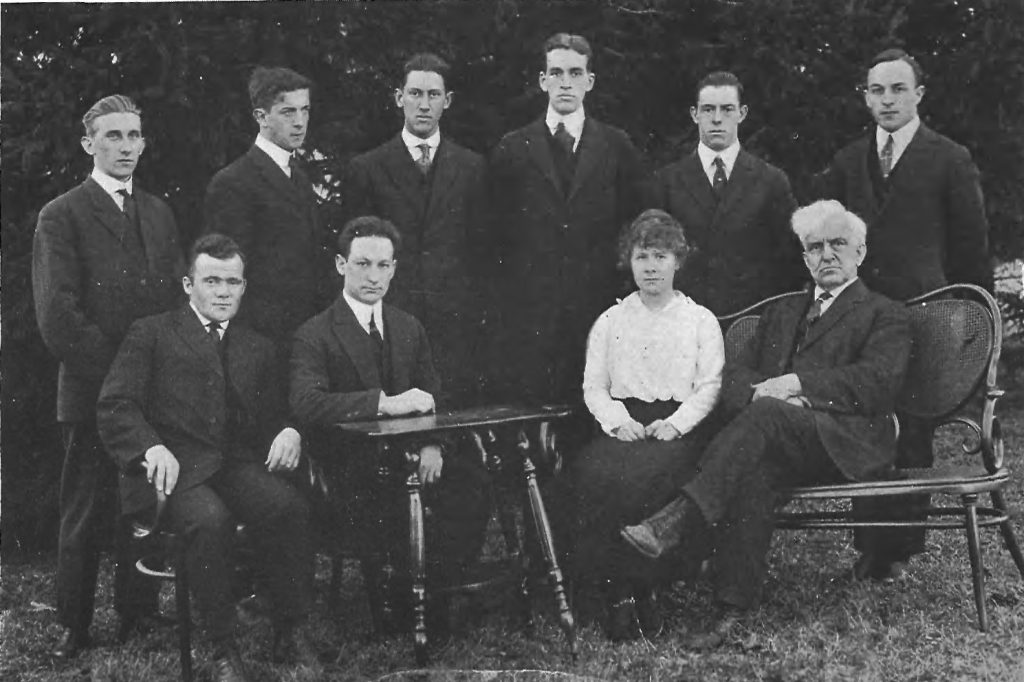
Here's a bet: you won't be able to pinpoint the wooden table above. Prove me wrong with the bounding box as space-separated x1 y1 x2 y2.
336 404 578 664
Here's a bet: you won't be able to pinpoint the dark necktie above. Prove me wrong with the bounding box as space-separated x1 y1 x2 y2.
553 122 576 157
207 320 223 353
712 156 728 200
289 155 308 193
805 291 833 326
416 143 432 175
879 134 895 179
117 188 138 225
368 312 384 375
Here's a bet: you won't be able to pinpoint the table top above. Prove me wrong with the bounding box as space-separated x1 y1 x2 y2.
335 404 574 438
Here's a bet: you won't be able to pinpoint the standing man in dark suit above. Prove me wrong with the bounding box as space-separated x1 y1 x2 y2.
290 216 488 632
821 48 992 579
32 94 184 658
205 66 328 356
621 200 912 642
98 235 316 681
489 33 650 405
344 53 487 406
654 71 803 315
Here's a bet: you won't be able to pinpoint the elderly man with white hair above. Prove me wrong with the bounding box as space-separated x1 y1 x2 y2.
619 199 913 643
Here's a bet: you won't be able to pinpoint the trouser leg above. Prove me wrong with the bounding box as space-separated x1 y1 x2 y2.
56 421 115 632
683 399 842 609
165 484 236 643
854 415 932 562
213 462 313 628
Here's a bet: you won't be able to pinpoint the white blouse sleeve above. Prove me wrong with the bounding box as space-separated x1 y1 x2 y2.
665 308 725 436
582 310 633 435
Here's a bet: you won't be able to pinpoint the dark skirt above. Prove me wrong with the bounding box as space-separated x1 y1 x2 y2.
561 398 710 583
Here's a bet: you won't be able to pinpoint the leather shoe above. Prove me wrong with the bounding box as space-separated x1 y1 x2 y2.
117 612 173 643
212 643 250 682
853 554 908 583
606 596 641 641
53 628 91 659
272 625 320 667
683 608 741 650
635 588 663 638
621 496 698 559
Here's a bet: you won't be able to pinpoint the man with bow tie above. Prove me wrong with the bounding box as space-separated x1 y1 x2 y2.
620 200 911 640
33 94 184 658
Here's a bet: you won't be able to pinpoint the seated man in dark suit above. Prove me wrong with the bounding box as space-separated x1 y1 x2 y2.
290 216 488 632
97 234 316 682
621 200 912 642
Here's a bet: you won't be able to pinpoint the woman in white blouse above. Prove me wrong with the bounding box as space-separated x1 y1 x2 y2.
566 209 724 641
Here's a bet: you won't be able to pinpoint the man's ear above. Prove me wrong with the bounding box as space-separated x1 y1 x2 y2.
252 108 266 126
737 104 749 124
81 135 94 155
335 253 347 276
394 89 404 109
182 275 193 296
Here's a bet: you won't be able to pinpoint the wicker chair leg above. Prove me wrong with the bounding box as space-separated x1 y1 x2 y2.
991 490 1024 580
962 494 989 632
173 549 193 682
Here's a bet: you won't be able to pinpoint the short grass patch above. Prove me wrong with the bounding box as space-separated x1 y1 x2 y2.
4 395 1024 681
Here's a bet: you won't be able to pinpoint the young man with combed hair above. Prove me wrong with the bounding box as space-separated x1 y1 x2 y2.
98 234 317 681
488 33 651 406
205 66 330 357
343 53 488 407
33 93 184 658
654 71 803 315
820 48 992 580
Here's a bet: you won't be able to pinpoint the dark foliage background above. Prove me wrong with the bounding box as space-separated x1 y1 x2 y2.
3 0 1023 552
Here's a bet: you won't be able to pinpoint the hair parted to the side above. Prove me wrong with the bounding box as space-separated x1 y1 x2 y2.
791 200 867 246
542 33 593 70
401 53 451 89
617 209 691 270
695 71 744 105
336 216 403 258
867 47 925 87
187 233 247 277
248 66 313 111
82 94 141 137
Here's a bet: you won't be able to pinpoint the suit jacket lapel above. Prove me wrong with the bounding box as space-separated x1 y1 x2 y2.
715 150 755 224
799 279 869 352
677 152 718 217
425 139 460 222
775 292 810 375
524 118 563 196
330 298 381 389
248 145 307 211
172 305 224 378
83 177 136 246
567 118 608 201
382 135 429 216
875 125 938 225
224 326 261 415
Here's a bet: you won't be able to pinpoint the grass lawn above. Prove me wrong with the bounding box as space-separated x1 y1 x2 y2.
3 392 1024 681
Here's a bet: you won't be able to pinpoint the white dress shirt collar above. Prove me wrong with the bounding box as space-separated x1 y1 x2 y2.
814 276 858 315
697 141 741 184
189 302 230 337
91 167 134 209
875 115 920 170
545 105 585 152
254 134 295 176
402 127 441 163
342 289 384 338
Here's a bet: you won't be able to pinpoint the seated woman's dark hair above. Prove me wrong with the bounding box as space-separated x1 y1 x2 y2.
617 209 690 270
